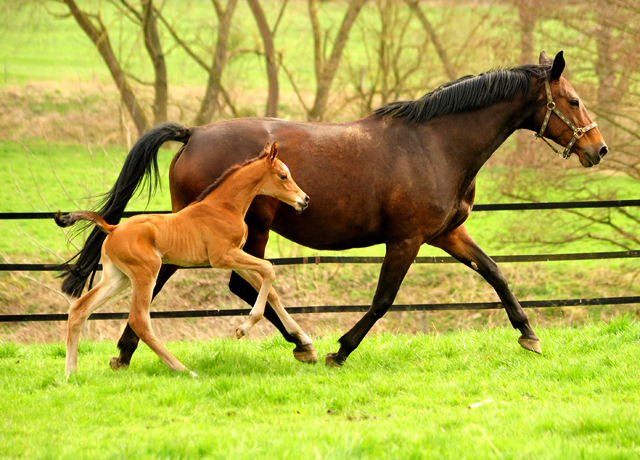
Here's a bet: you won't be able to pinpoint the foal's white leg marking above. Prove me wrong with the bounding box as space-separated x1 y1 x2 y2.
235 266 275 338
234 269 313 347
66 258 129 375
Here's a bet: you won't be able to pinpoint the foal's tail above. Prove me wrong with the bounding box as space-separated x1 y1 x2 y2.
55 211 117 234
59 122 191 297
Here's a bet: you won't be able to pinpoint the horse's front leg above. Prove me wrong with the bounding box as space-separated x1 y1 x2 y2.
429 225 541 353
326 237 422 367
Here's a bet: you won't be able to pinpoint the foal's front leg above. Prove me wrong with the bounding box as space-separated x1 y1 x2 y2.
218 250 276 338
234 268 316 363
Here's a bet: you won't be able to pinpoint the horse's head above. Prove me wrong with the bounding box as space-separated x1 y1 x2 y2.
260 141 309 213
535 51 608 168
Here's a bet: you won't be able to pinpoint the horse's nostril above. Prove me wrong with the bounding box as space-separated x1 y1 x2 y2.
305 195 310 203
600 145 608 158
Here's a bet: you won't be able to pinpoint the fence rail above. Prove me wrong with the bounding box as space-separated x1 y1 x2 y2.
2 199 640 221
1 199 639 323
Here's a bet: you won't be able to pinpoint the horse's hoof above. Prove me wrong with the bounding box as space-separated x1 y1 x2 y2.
293 344 317 364
518 337 542 354
325 353 344 368
109 357 128 371
189 371 198 378
236 327 245 339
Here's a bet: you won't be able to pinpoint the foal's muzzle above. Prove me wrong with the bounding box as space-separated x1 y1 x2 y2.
295 194 310 213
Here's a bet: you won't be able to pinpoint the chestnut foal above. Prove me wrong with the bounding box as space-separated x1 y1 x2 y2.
56 142 314 376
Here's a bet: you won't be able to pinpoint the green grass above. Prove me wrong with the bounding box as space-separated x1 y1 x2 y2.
1 320 640 459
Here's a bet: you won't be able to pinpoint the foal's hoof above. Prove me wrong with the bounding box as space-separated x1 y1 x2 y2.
518 337 542 354
293 343 317 364
325 353 344 368
236 327 245 339
109 357 129 371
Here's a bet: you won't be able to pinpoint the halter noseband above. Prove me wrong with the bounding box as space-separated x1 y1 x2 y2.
534 80 598 160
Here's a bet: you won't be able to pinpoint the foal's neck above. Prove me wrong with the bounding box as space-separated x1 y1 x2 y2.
201 160 267 216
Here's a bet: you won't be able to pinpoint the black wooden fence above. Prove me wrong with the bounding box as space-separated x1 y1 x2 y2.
1 199 639 323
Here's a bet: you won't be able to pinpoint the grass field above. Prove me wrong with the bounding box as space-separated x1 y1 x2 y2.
1 320 640 459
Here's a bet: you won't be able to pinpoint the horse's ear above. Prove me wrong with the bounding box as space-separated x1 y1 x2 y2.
269 141 278 162
550 51 565 80
538 50 551 65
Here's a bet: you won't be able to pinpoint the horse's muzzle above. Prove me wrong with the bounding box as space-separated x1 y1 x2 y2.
580 143 608 168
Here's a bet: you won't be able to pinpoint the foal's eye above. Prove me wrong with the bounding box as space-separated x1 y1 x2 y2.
279 174 288 181
569 99 580 108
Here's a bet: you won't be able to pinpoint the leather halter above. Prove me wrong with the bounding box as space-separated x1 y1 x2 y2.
535 80 598 160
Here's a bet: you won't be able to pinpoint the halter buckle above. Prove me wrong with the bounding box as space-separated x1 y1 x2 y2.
573 127 585 138
547 101 556 110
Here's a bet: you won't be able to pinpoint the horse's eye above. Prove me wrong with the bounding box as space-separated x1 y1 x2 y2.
569 99 579 108
279 174 288 180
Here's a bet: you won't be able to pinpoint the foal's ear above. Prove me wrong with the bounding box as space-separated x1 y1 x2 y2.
262 141 272 156
268 141 278 162
550 51 565 80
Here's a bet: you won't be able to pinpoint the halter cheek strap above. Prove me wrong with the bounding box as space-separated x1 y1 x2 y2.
535 80 598 160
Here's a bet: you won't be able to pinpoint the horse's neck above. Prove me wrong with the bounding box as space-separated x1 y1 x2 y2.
429 87 540 175
201 162 265 216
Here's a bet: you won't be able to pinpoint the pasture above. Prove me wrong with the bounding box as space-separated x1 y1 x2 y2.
2 322 640 459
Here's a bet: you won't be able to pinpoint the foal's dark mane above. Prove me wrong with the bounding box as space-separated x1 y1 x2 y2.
195 150 269 202
374 64 552 124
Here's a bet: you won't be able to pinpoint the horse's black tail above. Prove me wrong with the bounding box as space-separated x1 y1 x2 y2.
59 122 190 297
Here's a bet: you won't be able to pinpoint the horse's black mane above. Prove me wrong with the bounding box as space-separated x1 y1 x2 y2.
195 149 269 202
373 63 552 124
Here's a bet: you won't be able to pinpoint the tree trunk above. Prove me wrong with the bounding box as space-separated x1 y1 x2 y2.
63 0 149 136
307 0 368 122
405 0 456 81
194 0 238 125
142 0 168 125
247 0 279 118
515 0 538 163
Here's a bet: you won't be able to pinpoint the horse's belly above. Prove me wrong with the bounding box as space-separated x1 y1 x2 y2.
271 204 384 250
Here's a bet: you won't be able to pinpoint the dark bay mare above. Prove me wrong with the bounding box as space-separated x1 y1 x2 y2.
59 51 607 368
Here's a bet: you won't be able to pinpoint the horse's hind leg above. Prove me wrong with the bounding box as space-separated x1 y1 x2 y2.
66 258 130 375
234 269 316 364
326 237 422 367
430 225 541 353
111 264 179 370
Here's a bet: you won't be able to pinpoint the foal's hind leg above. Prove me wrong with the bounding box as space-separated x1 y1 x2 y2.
430 225 541 353
111 264 179 370
126 262 193 374
66 258 130 375
234 269 316 364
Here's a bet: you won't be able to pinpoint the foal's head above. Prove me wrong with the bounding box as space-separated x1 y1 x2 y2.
535 51 608 168
258 142 310 213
